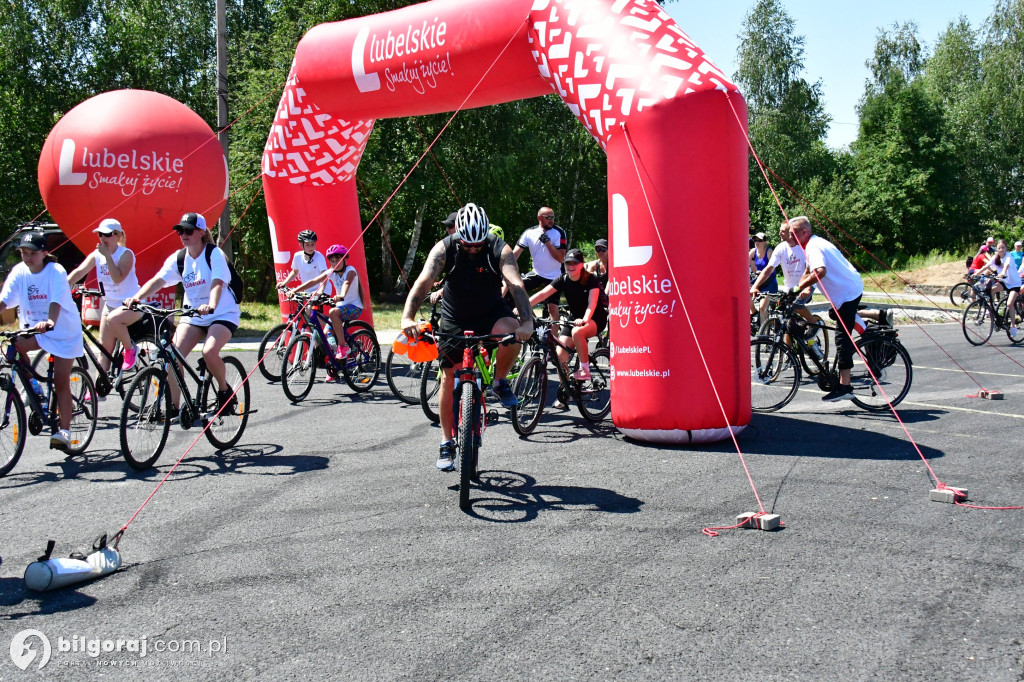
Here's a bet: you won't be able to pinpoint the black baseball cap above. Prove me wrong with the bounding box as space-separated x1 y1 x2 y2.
174 212 207 231
564 248 585 264
441 212 458 228
17 232 47 251
595 239 608 249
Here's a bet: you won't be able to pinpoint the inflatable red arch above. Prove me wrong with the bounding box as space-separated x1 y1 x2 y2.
262 0 750 443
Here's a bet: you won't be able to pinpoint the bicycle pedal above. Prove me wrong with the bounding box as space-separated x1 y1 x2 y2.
486 409 499 425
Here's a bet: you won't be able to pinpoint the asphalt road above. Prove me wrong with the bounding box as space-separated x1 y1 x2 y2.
1 322 1022 680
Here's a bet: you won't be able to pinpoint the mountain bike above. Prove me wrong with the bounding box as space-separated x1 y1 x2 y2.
961 277 1024 345
751 292 912 412
510 318 611 436
258 291 374 382
278 294 380 402
755 292 830 376
949 274 989 308
119 304 253 470
0 328 98 476
431 330 516 510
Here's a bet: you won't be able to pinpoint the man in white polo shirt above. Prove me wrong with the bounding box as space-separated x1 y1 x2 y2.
790 216 864 402
513 206 567 320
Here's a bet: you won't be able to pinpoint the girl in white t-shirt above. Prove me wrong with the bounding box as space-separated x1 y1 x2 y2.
66 218 144 374
124 212 241 413
300 244 364 360
0 232 85 450
277 229 327 291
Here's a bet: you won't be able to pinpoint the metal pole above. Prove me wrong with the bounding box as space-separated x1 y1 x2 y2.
216 0 232 259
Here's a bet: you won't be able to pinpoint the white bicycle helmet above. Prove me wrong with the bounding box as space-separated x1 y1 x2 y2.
455 203 489 243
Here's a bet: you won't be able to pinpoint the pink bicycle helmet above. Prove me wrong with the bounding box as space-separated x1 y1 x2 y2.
326 244 349 258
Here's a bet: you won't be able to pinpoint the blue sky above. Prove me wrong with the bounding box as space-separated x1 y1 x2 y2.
664 1 994 149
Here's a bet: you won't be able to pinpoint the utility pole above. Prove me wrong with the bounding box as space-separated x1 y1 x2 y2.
216 0 232 260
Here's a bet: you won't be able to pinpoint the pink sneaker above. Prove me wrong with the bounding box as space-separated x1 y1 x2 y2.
121 345 138 371
334 346 350 361
573 367 591 381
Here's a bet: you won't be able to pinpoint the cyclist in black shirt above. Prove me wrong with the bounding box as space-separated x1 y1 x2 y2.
529 248 607 384
401 203 533 471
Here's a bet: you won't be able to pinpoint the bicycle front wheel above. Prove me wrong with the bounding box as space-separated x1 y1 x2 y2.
385 349 426 404
258 323 291 382
949 281 971 307
342 329 381 393
510 356 547 436
1006 299 1024 345
576 348 611 422
420 360 441 423
119 367 170 470
457 382 479 511
202 355 251 450
751 339 801 412
850 337 913 411
62 368 97 455
962 300 993 346
281 333 316 403
0 383 26 477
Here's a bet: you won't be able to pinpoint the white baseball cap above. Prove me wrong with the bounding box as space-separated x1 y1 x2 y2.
93 218 123 235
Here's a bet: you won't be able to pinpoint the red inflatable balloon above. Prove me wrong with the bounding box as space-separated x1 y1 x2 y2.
38 89 228 304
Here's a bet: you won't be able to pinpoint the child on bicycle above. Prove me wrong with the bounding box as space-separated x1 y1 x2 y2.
528 248 607 398
276 229 327 291
124 213 241 413
978 239 1023 333
296 244 364 361
0 232 84 450
66 218 144 375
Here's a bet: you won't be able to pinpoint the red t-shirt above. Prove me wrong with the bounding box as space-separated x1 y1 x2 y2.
971 253 990 270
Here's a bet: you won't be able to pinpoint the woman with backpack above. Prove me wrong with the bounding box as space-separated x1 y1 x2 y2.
124 213 241 412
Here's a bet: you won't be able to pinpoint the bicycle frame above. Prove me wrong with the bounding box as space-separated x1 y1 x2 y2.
5 343 52 418
149 315 208 413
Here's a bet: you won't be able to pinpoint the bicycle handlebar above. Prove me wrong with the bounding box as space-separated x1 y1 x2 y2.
127 302 202 318
423 331 518 346
0 327 47 340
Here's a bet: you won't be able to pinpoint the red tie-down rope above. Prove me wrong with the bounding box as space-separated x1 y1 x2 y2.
114 16 534 544
20 84 284 266
763 168 1024 375
619 123 771 536
723 90 1021 513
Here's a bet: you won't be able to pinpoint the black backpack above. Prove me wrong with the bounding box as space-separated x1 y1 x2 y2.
176 243 245 304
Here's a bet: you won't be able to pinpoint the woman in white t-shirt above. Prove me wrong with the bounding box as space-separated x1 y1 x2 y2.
66 218 143 374
979 239 1023 334
277 229 327 291
124 212 241 413
0 232 84 450
300 244 364 360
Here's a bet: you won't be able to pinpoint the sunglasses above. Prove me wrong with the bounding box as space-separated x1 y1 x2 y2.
565 260 583 267
540 215 555 220
461 241 485 250
176 228 196 236
595 247 607 252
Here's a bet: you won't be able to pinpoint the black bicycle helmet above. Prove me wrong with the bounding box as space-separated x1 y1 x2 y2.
297 229 317 243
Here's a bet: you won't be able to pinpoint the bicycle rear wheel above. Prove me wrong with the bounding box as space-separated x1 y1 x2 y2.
457 382 479 511
119 367 170 470
510 356 547 435
0 382 26 477
202 355 251 449
850 337 913 411
385 349 426 404
962 300 993 345
949 281 971 307
281 333 316 402
342 329 381 393
1006 299 1024 345
257 323 290 382
751 339 801 412
576 348 611 422
420 360 441 423
61 368 97 454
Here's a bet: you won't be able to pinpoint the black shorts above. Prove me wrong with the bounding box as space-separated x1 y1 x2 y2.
521 272 559 305
438 304 516 369
186 321 239 336
559 310 607 338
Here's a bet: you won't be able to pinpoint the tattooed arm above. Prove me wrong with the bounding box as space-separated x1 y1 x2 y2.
499 244 534 341
400 240 447 337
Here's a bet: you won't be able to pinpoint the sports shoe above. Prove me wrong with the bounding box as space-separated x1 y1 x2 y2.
167 404 180 424
553 399 567 410
436 441 456 471
335 345 350 361
490 379 518 408
217 389 237 413
573 367 591 381
121 345 138 371
822 385 854 402
50 429 71 451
